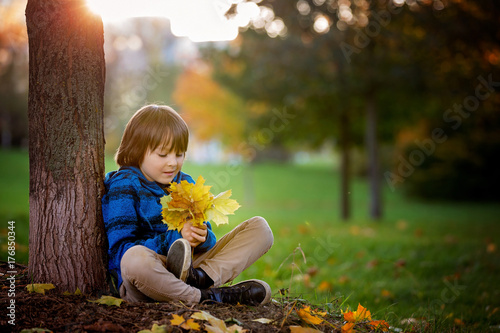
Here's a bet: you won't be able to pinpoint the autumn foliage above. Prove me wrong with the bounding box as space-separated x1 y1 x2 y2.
341 304 389 333
172 66 246 148
161 175 240 232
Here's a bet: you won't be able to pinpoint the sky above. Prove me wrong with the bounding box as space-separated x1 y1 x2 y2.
85 0 261 42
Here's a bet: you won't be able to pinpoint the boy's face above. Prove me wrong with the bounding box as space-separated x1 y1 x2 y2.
140 146 185 185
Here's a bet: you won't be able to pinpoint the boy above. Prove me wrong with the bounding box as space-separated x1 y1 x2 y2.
102 104 273 305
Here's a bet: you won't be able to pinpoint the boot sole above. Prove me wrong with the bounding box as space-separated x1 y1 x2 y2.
166 238 191 282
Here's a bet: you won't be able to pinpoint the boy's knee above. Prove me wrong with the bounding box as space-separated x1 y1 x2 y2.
249 216 274 248
121 245 156 277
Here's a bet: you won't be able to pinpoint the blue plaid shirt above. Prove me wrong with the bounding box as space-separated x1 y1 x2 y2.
102 166 216 286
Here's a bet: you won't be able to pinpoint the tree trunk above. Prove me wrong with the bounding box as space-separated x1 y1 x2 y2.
366 89 382 220
339 109 351 221
26 0 107 293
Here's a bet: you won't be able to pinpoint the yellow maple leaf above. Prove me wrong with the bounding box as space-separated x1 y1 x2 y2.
87 295 124 307
162 175 240 231
191 311 217 321
297 306 324 325
206 190 240 226
170 314 200 331
191 311 246 333
26 283 55 294
343 304 371 323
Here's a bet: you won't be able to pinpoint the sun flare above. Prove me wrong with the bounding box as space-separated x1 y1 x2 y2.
85 0 261 42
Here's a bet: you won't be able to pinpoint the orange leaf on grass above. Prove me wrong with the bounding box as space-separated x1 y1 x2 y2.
369 319 390 331
297 306 325 325
317 280 332 292
290 326 323 333
341 322 355 333
381 289 394 298
343 304 372 323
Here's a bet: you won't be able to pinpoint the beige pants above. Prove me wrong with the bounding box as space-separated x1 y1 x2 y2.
119 216 274 305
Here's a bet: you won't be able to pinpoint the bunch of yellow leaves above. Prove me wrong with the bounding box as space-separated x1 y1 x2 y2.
161 175 240 232
341 304 389 333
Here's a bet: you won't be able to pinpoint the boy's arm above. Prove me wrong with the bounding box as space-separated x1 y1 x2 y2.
103 179 181 270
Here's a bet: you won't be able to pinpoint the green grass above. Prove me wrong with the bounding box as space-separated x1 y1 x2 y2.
3 149 500 332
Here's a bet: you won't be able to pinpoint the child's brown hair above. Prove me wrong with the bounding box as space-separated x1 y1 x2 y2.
115 105 189 167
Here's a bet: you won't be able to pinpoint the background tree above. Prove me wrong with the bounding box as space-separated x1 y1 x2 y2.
172 65 247 148
204 0 405 220
0 0 29 148
389 0 500 200
26 0 107 293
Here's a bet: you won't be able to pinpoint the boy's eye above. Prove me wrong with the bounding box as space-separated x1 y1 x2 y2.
176 153 184 157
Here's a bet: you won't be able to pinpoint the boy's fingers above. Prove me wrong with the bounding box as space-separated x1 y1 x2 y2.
191 232 206 242
191 226 208 235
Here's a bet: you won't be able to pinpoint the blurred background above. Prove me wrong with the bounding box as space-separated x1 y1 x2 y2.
1 0 499 330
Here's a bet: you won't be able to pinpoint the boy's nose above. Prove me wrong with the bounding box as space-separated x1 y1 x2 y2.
166 155 177 166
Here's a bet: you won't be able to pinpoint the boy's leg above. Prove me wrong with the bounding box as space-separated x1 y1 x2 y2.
119 245 201 304
192 216 274 287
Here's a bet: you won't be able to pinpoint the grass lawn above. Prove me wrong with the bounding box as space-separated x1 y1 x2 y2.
1 149 499 332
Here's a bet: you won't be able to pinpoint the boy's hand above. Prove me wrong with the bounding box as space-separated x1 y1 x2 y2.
181 221 207 248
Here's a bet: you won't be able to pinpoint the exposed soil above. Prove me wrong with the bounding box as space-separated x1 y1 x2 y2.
0 262 348 333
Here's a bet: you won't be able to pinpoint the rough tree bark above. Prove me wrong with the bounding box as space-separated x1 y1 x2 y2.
26 0 107 293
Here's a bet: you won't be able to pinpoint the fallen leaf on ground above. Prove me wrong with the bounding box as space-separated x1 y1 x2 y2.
318 280 332 291
297 306 325 325
63 287 82 296
289 325 323 333
369 319 390 331
191 311 246 333
343 303 371 323
26 284 55 294
252 318 273 324
381 289 394 298
341 322 355 333
191 310 218 321
87 295 123 307
170 314 200 331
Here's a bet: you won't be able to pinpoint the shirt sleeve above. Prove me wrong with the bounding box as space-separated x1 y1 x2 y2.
102 177 182 272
